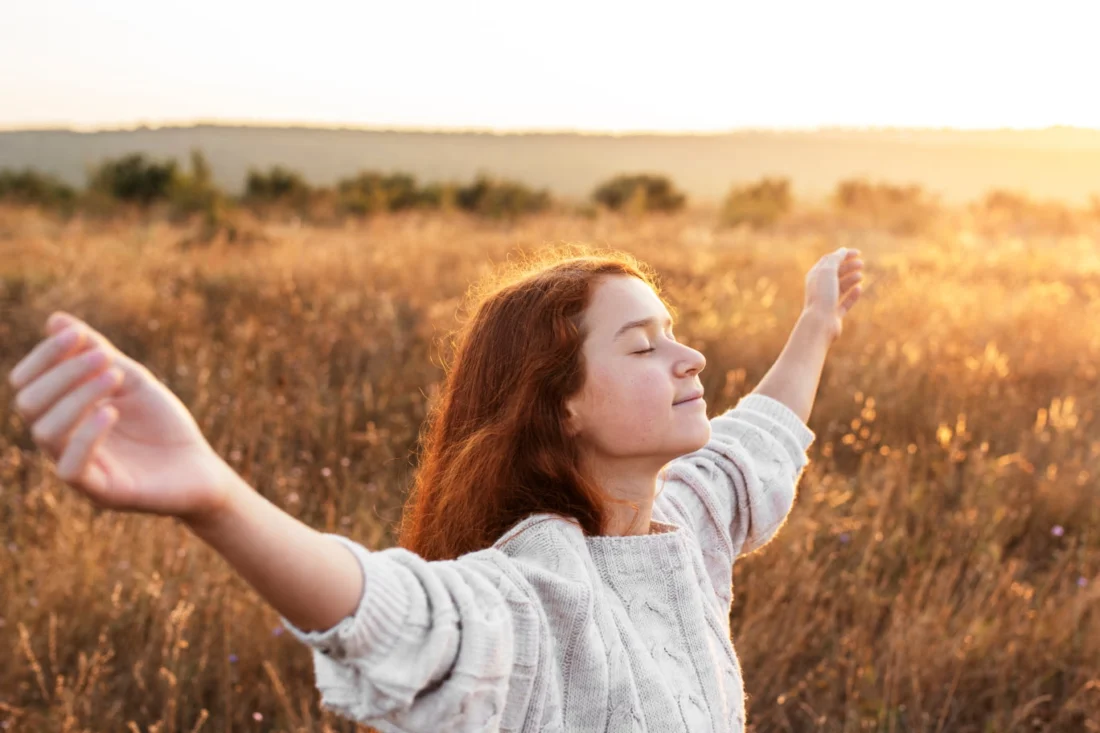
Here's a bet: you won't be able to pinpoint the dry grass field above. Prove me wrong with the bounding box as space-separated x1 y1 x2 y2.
1 204 1098 732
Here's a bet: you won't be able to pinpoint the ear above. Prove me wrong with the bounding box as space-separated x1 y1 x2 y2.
563 399 581 438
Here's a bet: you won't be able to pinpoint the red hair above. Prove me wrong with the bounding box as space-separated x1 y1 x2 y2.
396 244 676 561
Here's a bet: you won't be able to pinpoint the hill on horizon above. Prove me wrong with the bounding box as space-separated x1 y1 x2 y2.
3 124 1100 205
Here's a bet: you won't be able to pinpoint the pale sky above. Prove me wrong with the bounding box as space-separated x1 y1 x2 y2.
3 0 1099 132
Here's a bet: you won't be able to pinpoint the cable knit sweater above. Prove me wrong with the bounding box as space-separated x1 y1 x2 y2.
281 393 815 732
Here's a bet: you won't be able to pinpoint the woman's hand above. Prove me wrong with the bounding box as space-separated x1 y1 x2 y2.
803 247 865 341
8 311 236 525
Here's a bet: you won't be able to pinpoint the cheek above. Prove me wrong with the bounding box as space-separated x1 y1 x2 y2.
586 362 672 434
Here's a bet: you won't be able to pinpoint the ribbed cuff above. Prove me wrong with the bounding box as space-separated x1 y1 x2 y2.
734 393 816 453
279 533 411 665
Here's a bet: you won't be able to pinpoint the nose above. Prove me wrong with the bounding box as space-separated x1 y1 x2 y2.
676 342 706 376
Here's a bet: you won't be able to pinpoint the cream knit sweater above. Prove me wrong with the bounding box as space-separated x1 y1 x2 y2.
282 393 815 732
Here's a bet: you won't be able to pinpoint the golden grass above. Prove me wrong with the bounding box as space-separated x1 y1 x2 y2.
1 205 1098 732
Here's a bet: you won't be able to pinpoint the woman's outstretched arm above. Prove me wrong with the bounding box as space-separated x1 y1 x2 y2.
749 308 835 423
9 311 541 730
182 473 365 634
8 309 364 632
751 246 864 422
655 248 864 601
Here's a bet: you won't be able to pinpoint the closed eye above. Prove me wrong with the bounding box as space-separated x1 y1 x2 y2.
633 331 677 354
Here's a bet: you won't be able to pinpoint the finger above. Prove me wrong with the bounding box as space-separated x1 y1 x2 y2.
839 271 864 292
838 258 864 277
838 284 863 316
56 404 117 500
50 313 141 387
14 347 112 423
46 312 120 357
8 324 89 391
827 247 848 267
45 310 92 337
30 367 124 457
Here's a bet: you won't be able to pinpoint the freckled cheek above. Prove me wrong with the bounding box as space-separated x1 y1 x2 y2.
588 366 670 431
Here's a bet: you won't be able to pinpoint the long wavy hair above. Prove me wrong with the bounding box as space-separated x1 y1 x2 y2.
396 244 676 561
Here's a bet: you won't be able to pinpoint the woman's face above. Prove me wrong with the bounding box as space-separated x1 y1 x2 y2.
565 275 710 466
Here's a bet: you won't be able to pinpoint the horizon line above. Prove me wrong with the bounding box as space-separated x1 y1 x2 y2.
2 119 1099 136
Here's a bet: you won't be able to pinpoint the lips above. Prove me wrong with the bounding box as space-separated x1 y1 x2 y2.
674 390 705 405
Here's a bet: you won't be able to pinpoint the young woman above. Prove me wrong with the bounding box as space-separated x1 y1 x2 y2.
8 245 863 732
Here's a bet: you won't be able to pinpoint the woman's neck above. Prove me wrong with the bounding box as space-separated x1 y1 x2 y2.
602 500 654 536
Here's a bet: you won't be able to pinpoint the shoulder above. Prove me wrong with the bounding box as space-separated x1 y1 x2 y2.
474 513 596 599
492 512 586 552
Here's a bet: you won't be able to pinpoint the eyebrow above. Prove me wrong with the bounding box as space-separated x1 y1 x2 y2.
613 316 675 341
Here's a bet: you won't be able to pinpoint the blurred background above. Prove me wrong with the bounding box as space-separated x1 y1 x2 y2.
2 1 1099 731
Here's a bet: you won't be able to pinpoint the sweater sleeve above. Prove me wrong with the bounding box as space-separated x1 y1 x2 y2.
656 393 815 591
278 533 543 732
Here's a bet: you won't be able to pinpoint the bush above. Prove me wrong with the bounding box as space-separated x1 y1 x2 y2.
244 166 311 207
591 173 686 213
832 179 939 235
169 150 226 219
336 172 425 215
976 189 1077 235
455 174 551 219
0 168 76 209
417 181 459 211
88 153 180 206
720 177 792 228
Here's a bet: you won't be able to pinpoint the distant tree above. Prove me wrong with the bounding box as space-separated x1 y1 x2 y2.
591 173 686 213
170 149 226 218
455 174 552 219
976 188 1076 235
244 165 311 205
89 153 180 206
416 181 459 211
0 168 76 208
832 178 939 235
336 171 422 215
719 177 792 228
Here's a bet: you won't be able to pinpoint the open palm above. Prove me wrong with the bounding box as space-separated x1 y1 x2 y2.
8 311 233 522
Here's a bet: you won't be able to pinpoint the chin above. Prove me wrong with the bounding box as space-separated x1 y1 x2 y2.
675 423 711 456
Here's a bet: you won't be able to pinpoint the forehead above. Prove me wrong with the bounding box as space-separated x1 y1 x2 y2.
585 275 668 331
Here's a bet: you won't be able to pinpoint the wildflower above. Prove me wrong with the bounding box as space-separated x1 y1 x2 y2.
1079 577 1089 588
252 713 263 722
229 654 239 664
273 626 285 637
1051 525 1065 537
321 467 332 477
839 533 851 544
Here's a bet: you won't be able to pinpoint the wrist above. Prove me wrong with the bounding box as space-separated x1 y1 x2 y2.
180 464 249 540
799 307 840 344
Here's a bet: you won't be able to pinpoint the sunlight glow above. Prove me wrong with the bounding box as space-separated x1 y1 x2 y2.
3 0 1100 132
